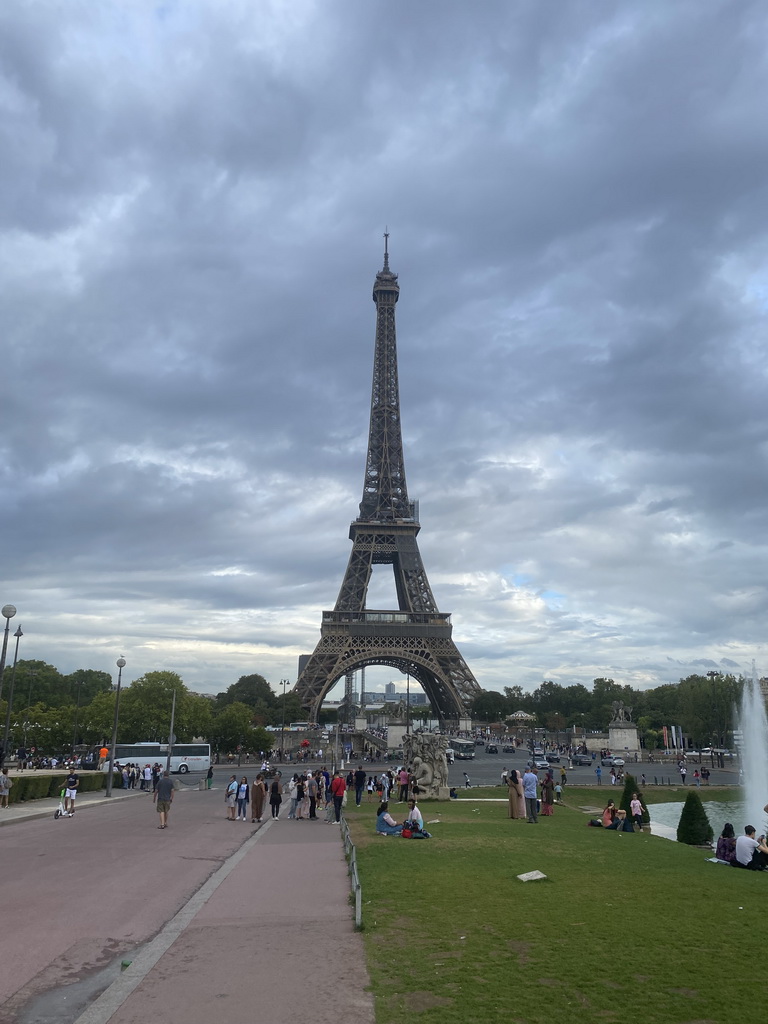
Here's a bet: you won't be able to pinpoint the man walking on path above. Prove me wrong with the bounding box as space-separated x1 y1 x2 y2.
354 765 367 806
153 770 175 829
330 771 346 823
595 764 602 785
523 767 539 823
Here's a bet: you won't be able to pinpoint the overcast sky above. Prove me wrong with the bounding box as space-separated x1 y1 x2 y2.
2 0 767 699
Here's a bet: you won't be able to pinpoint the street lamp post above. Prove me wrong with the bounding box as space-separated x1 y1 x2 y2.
279 679 289 762
406 673 411 742
72 673 84 755
1 625 23 768
105 657 126 798
165 689 177 773
0 604 18 704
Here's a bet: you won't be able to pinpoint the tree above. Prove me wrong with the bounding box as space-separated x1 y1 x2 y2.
61 669 113 706
119 671 207 742
16 702 74 752
215 674 275 712
78 691 117 745
210 702 268 753
676 791 713 846
472 691 509 722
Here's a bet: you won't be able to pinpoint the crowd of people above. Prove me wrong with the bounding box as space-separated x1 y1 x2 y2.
222 767 351 824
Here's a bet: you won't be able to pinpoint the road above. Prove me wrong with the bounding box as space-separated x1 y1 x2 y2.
444 748 740 789
0 779 254 1022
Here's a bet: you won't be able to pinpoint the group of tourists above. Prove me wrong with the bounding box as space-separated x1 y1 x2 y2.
505 767 562 823
223 768 349 824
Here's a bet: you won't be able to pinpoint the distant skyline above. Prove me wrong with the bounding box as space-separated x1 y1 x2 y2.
3 2 768 697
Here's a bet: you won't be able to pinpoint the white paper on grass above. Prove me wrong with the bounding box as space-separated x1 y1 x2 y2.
517 870 547 882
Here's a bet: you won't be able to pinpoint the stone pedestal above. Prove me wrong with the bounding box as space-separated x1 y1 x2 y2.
436 786 450 801
387 724 407 751
608 723 640 754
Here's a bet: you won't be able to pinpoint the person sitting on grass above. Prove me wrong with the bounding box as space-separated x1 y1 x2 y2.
602 800 617 828
602 800 628 830
715 823 736 864
406 798 423 832
375 801 403 835
732 826 768 870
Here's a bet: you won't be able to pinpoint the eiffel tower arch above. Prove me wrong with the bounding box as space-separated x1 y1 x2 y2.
294 237 482 724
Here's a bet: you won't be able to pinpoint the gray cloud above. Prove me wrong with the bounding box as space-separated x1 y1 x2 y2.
2 0 768 696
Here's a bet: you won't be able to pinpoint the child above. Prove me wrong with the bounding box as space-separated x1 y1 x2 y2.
554 782 563 803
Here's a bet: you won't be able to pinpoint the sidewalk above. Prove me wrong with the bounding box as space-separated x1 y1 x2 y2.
0 788 142 825
74 816 376 1024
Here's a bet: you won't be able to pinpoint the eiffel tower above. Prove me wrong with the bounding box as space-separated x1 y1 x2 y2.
294 237 482 725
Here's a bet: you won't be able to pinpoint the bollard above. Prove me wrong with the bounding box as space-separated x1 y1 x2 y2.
654 777 658 786
198 779 206 791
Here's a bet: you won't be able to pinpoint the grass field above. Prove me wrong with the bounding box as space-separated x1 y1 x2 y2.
344 786 760 1024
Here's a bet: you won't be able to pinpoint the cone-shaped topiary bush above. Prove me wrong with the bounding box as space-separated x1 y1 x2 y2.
676 790 713 845
619 773 650 824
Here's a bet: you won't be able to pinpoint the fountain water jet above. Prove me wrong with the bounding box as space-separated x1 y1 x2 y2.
738 668 768 830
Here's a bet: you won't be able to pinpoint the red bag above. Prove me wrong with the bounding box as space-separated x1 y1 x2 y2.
401 828 412 838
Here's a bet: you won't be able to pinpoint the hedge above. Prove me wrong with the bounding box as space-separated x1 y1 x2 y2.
676 789 714 845
6 772 121 804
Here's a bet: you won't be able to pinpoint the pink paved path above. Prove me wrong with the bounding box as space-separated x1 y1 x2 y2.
0 786 374 1024
84 819 375 1024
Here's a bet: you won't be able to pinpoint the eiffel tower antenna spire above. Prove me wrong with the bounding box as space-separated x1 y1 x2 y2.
293 247 482 725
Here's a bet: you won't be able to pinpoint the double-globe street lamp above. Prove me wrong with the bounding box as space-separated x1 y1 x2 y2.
105 657 126 798
0 604 18 706
1 623 23 769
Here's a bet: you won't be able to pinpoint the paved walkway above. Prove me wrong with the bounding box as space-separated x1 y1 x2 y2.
2 786 375 1024
66 815 374 1024
0 788 140 824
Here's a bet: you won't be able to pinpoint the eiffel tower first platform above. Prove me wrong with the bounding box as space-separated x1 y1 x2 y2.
293 238 482 725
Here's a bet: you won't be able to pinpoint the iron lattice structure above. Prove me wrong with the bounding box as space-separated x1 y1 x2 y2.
294 239 482 724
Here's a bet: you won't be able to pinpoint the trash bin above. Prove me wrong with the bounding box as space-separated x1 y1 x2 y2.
198 779 206 791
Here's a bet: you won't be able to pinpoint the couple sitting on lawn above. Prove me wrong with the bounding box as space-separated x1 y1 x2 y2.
376 799 429 837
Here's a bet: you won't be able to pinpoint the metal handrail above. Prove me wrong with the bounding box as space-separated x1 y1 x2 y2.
340 817 363 930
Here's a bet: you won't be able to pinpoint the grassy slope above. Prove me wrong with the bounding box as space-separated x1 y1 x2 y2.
345 791 758 1024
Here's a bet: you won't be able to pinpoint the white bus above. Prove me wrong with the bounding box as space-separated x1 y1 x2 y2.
450 738 475 760
102 743 211 774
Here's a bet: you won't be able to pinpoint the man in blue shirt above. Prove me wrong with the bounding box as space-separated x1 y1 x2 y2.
522 768 539 823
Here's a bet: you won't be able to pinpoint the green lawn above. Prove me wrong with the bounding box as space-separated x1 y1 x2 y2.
344 788 758 1024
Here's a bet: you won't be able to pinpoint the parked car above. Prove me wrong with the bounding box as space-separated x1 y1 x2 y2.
571 755 592 766
502 744 515 754
486 744 499 754
545 753 561 763
601 756 625 767
528 757 550 770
